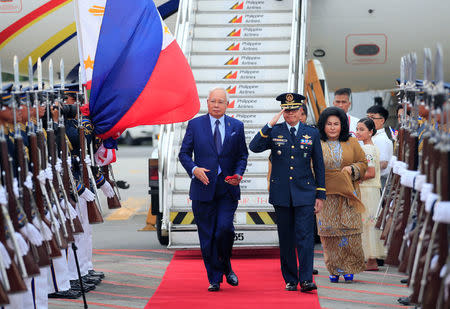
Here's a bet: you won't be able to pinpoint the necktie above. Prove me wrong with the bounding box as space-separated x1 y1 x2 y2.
214 119 222 153
290 127 296 141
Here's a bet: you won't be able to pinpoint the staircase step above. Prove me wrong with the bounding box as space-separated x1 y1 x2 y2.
196 0 293 12
192 39 291 53
195 12 292 25
198 97 280 111
169 229 278 249
193 68 288 82
194 25 291 39
191 54 289 68
197 82 287 97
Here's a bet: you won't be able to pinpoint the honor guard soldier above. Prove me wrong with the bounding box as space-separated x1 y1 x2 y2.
249 93 326 293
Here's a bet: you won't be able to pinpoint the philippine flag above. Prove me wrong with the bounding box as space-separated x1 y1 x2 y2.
75 0 199 140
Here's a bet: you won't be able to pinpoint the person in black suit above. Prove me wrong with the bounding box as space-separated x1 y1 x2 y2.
249 93 326 292
178 87 248 292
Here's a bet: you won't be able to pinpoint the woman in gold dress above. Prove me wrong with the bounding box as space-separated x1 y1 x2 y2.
316 107 368 283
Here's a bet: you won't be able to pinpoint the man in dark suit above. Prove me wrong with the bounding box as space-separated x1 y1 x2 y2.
249 93 326 292
178 87 248 292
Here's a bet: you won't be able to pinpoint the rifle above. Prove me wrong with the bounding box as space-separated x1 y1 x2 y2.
59 122 84 234
0 184 27 293
46 94 75 244
77 89 103 224
36 115 68 250
101 165 121 209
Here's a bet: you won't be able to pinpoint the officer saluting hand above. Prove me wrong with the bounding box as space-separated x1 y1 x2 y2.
249 93 326 293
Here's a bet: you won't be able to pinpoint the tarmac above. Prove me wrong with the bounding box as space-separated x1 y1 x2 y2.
47 145 413 308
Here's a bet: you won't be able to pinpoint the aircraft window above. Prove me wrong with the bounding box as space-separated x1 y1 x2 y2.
353 44 380 56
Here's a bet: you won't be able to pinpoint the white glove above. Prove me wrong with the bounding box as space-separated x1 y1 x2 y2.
45 167 53 181
55 158 63 173
0 186 7 205
100 181 115 198
53 205 67 222
421 183 434 202
68 204 79 219
7 232 29 257
84 155 92 166
414 174 426 191
0 242 11 269
67 157 72 168
59 199 67 210
32 217 53 241
20 223 43 246
425 193 439 213
37 171 47 184
393 161 407 175
388 156 398 168
433 201 450 224
12 179 19 198
45 211 61 231
80 188 95 202
24 173 33 190
400 170 419 188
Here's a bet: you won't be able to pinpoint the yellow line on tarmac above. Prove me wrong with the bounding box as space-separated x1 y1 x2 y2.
106 197 147 221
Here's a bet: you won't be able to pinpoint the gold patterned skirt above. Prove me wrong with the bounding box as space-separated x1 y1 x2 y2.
317 194 365 275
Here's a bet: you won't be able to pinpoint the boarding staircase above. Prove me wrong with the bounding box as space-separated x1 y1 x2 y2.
159 0 310 248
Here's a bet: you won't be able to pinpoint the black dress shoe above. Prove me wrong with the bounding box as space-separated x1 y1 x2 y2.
48 289 81 299
313 269 319 275
82 275 102 285
285 282 297 291
376 258 384 266
397 296 410 305
208 283 220 292
89 269 105 279
300 281 317 292
225 270 239 286
70 280 96 292
400 278 408 284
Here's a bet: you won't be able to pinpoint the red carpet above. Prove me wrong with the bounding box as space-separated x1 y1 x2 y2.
145 249 321 309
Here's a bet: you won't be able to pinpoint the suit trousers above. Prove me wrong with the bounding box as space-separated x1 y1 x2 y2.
274 204 315 284
192 174 238 284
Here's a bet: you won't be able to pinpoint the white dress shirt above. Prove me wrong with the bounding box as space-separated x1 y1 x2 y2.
372 129 393 177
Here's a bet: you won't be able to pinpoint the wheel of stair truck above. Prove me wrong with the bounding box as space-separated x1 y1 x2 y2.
156 212 169 246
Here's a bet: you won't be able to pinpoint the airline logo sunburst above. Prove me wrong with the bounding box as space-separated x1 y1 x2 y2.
223 71 238 79
225 57 239 65
226 43 240 51
228 15 243 23
230 2 244 10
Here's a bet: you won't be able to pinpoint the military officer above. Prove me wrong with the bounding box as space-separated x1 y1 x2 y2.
249 93 326 293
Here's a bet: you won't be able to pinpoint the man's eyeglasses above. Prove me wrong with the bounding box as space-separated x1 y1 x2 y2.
367 115 383 120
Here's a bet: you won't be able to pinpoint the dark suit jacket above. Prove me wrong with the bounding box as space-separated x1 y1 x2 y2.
179 114 248 202
249 122 326 207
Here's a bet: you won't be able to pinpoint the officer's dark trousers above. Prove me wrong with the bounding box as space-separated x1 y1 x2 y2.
274 204 315 284
192 174 238 284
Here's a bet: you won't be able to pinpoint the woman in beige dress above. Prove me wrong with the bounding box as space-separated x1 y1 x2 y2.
316 107 368 283
356 118 385 271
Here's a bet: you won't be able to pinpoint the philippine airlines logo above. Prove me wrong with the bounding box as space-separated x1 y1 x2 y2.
226 86 237 94
225 57 239 65
230 2 244 10
227 29 241 37
228 100 236 108
223 71 238 79
229 15 243 23
226 43 241 51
